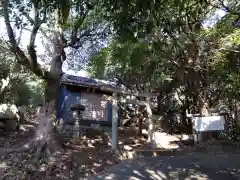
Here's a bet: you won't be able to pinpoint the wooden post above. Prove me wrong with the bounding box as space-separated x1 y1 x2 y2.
112 93 118 150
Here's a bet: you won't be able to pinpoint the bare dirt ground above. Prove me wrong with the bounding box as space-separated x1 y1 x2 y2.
0 122 240 180
0 124 148 179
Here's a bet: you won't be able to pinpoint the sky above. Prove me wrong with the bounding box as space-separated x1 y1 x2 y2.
0 8 226 78
0 17 89 77
203 9 227 28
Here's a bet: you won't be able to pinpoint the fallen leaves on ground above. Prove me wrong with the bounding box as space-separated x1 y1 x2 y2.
1 123 239 180
0 124 147 180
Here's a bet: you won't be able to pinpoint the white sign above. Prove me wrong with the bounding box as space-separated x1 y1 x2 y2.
193 115 225 132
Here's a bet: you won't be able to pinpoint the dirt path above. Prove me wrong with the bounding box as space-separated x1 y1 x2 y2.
91 140 240 180
91 154 240 180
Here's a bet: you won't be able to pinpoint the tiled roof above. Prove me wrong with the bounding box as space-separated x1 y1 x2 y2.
60 74 121 92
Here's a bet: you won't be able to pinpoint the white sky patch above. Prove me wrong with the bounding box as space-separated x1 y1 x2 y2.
0 17 88 76
66 69 89 77
203 9 226 28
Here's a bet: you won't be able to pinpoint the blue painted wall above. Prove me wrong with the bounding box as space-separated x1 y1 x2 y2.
57 85 113 126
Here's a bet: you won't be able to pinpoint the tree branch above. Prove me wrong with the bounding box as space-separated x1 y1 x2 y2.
67 1 109 49
67 27 106 49
0 0 48 79
218 48 240 53
27 2 47 70
22 27 53 59
17 26 23 45
70 8 90 46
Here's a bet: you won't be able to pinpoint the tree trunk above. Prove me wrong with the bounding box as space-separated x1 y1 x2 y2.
32 103 63 160
0 101 63 159
30 42 64 159
17 106 25 124
0 40 65 161
0 0 67 160
198 90 210 116
157 90 163 113
25 7 67 159
235 101 240 125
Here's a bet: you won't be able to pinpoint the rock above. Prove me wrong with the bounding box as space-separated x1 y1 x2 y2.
123 145 133 151
0 104 18 118
0 104 19 130
181 134 190 141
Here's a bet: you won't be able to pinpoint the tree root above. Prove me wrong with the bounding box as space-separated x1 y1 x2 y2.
0 139 34 155
0 129 64 163
0 101 65 161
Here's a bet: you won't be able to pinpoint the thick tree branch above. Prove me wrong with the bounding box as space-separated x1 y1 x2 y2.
27 2 47 70
67 25 109 49
70 9 90 46
67 28 93 48
17 26 23 45
0 0 47 79
218 48 240 53
67 1 108 49
22 27 53 59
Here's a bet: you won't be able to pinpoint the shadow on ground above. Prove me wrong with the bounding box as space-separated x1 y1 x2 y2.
1 123 240 180
91 154 240 180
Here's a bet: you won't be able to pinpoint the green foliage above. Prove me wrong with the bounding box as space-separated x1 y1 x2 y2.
1 0 110 74
87 0 240 136
0 42 45 106
1 0 239 136
102 0 210 41
88 39 169 86
206 14 240 101
14 75 45 106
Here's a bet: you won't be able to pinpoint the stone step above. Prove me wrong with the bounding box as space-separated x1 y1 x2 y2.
117 147 184 160
135 148 180 157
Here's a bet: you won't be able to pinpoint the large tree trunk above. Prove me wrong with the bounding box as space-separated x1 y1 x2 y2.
0 101 63 159
24 19 66 158
29 32 65 160
0 0 70 161
0 31 65 161
186 41 210 117
31 102 63 160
